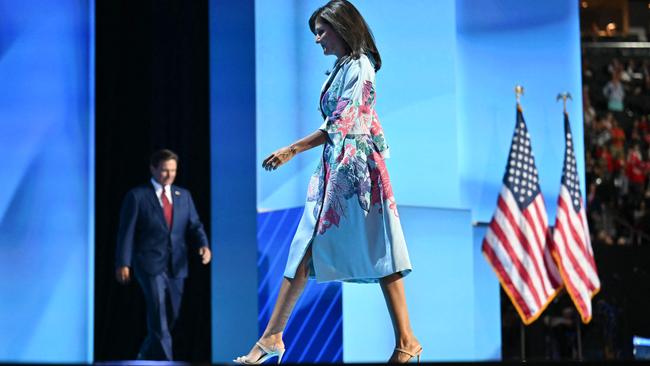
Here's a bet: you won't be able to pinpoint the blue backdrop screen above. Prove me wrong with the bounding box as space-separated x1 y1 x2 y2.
0 1 93 362
256 0 462 210
456 0 585 223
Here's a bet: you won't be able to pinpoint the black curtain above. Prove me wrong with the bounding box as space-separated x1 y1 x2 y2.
94 0 211 361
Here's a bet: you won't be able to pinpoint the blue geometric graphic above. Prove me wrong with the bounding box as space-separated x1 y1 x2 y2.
0 0 93 363
257 208 342 363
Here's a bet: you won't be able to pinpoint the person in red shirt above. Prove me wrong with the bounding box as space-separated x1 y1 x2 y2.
625 144 646 196
610 119 626 157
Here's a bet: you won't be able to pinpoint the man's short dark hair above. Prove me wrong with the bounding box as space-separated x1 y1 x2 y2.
150 149 179 168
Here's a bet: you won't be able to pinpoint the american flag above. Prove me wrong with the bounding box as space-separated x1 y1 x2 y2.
550 113 601 323
482 106 562 324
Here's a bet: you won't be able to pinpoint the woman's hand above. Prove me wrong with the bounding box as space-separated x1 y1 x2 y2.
262 131 326 171
262 145 297 171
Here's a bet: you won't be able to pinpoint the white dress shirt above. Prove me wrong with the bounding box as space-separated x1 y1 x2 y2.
150 177 173 207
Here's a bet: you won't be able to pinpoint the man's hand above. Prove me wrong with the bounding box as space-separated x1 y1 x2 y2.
116 266 131 284
199 247 212 265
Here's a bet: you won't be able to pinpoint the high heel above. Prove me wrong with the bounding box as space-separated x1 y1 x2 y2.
233 341 286 365
394 346 422 364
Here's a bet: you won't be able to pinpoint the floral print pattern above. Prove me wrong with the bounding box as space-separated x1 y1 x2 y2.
308 57 397 234
284 53 411 283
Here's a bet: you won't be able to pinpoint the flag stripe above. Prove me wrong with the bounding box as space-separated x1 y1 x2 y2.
554 209 594 292
525 200 545 251
579 204 598 269
544 239 562 288
556 197 599 289
482 236 534 319
534 199 563 287
502 193 555 297
521 200 556 295
533 196 548 228
497 194 549 298
556 211 599 291
553 219 594 307
558 197 595 271
550 241 591 318
490 217 542 308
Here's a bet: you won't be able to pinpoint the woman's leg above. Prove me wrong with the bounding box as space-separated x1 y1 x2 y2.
380 272 421 363
239 247 313 361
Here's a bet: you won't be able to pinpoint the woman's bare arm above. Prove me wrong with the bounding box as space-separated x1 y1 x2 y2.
262 129 328 171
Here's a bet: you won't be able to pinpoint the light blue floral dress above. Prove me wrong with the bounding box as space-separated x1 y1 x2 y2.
284 54 412 283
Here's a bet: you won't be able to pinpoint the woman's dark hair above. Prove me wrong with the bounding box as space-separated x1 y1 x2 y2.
309 0 382 71
150 149 179 168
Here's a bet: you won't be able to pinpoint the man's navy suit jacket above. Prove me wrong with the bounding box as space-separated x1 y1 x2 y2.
115 183 209 278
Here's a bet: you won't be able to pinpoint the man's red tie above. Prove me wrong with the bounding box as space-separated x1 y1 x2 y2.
161 186 173 229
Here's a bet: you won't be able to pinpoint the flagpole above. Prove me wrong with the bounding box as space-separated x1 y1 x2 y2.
576 312 583 361
520 320 527 362
515 84 526 363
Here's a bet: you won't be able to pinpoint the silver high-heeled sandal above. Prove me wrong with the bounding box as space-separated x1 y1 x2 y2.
233 341 286 365
394 346 423 364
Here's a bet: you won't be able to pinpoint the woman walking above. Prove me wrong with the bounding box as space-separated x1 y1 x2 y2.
235 1 421 363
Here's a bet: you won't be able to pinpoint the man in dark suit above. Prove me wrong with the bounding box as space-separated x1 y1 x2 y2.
115 149 211 360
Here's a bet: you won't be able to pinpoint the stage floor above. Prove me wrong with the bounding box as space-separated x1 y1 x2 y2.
83 360 650 366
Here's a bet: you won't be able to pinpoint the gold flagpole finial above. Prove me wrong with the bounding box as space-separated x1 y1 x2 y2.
556 92 573 113
515 85 524 104
515 85 524 111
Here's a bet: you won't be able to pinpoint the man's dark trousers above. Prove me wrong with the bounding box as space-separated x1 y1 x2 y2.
135 269 184 360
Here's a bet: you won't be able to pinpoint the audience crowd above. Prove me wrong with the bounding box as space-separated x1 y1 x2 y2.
583 55 650 247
